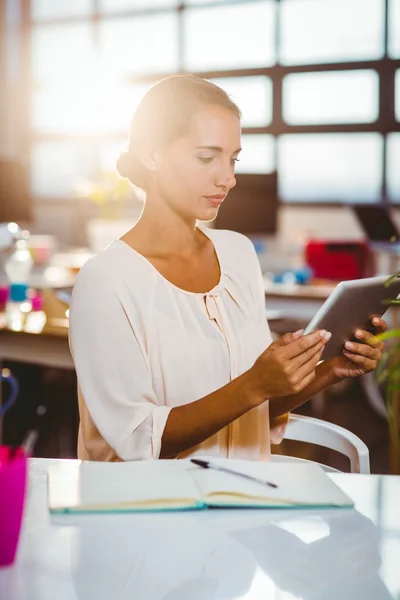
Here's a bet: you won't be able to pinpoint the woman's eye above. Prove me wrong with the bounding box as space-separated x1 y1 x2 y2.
230 158 240 167
198 156 213 164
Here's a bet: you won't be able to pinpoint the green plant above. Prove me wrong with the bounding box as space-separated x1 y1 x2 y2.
75 170 134 219
375 273 400 473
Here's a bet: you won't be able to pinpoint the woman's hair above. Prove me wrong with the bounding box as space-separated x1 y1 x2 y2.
116 74 241 190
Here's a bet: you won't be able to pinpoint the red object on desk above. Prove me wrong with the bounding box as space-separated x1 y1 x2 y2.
305 239 373 281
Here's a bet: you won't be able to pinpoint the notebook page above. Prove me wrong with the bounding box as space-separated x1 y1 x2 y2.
188 460 353 508
48 460 203 512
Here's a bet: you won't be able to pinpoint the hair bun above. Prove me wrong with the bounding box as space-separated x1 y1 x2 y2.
117 150 146 190
116 151 133 179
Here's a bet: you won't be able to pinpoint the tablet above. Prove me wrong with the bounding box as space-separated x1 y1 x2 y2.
303 275 400 360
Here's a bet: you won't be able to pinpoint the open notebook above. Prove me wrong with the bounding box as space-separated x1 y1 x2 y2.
47 458 353 513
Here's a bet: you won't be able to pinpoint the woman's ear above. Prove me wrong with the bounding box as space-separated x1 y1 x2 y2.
139 149 160 173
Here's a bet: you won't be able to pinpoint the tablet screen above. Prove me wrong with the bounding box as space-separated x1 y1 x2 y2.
303 275 400 359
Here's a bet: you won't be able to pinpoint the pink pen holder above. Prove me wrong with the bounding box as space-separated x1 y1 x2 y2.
0 448 27 567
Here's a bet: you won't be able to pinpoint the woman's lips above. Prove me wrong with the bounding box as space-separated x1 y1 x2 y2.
205 195 225 207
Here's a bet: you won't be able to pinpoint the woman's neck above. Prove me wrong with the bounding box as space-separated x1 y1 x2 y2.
121 201 205 258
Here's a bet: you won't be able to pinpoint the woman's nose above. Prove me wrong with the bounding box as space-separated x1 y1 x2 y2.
215 164 236 190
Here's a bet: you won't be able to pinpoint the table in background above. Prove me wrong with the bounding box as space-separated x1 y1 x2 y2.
0 458 399 600
0 289 73 444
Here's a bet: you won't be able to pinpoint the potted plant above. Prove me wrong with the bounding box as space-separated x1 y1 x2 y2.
376 273 400 473
75 170 144 252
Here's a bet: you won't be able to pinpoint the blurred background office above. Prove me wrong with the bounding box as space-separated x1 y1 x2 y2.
0 0 399 471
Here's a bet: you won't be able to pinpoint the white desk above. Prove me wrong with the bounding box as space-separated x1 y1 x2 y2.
1 458 399 600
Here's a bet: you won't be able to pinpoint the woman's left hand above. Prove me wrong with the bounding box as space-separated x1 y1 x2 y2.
326 316 387 381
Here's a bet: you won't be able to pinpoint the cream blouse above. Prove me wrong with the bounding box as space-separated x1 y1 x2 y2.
69 226 288 462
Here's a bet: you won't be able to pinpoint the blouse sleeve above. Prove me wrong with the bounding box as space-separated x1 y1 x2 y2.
247 240 289 444
69 260 172 461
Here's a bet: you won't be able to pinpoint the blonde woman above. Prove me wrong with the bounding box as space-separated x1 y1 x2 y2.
69 75 386 462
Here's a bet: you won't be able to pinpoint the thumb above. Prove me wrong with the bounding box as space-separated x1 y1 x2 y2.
275 329 304 347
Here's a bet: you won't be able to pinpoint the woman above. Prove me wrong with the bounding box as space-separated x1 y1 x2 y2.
69 74 386 462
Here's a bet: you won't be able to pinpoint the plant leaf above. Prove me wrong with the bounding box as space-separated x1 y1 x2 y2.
376 329 400 342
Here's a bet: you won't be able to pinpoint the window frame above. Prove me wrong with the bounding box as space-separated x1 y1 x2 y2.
23 0 400 206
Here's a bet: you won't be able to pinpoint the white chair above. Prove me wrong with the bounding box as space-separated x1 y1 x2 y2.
271 414 370 474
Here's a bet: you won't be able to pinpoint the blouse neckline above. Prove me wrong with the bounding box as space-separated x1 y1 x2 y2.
113 226 224 297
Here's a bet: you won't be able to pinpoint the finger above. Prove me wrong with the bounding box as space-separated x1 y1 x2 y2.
292 328 305 340
274 330 304 347
371 316 387 334
344 340 381 361
284 330 331 359
317 345 325 362
291 368 317 393
291 338 327 371
352 329 382 348
342 351 376 371
292 358 319 386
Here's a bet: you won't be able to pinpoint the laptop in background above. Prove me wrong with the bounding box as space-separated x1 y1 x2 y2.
350 204 400 251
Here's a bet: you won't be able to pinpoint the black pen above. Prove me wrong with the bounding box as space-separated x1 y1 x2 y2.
190 458 278 489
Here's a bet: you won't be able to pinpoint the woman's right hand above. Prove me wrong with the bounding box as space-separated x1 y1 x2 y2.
248 329 332 401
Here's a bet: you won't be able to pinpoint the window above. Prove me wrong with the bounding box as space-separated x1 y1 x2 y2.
99 0 178 12
387 134 400 202
283 70 379 124
31 0 92 21
278 134 383 202
236 135 275 174
210 76 272 127
25 0 398 204
280 0 385 64
98 14 179 78
31 141 97 198
183 2 276 71
32 83 151 135
388 0 400 58
32 24 95 85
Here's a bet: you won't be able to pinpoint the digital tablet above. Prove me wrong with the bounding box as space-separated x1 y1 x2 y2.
303 275 400 360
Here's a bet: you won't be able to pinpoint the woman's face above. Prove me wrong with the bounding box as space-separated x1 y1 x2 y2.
150 104 241 223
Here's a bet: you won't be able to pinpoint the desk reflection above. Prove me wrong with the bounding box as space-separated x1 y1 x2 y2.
70 508 393 600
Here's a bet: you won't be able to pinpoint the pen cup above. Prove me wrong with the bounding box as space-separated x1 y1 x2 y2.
0 448 27 567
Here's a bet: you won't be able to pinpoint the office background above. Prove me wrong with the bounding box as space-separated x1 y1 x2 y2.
1 0 400 471
0 0 399 245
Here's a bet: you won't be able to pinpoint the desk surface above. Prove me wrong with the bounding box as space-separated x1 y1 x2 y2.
264 279 336 300
1 458 399 600
0 289 69 339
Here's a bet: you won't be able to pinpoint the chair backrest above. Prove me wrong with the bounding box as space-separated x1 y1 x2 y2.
275 414 370 474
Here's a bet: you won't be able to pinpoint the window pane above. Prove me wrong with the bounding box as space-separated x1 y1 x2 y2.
31 24 95 85
387 134 400 202
280 0 385 65
32 83 151 135
183 2 275 71
283 70 379 124
98 14 178 77
31 0 92 21
210 76 272 127
31 142 96 198
100 0 177 11
278 134 383 202
389 0 400 57
184 0 232 3
396 70 400 122
236 135 275 174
